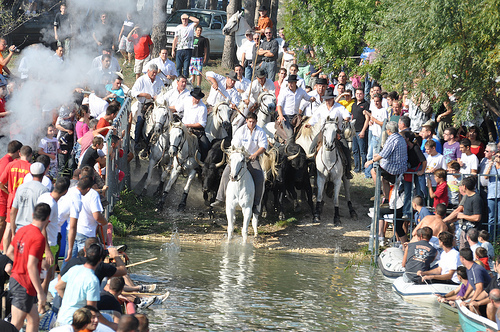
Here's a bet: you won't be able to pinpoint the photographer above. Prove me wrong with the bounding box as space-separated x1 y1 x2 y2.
0 38 16 76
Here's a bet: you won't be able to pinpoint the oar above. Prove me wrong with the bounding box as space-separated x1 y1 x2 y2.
122 292 163 296
125 257 157 268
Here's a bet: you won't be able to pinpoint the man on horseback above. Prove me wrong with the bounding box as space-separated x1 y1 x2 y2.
307 87 353 179
242 69 275 110
131 63 163 153
211 112 267 215
176 87 210 161
167 75 190 121
276 74 315 143
206 70 242 110
300 77 328 117
143 47 177 85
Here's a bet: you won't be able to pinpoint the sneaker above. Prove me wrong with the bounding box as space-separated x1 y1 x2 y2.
140 284 157 293
123 59 128 66
154 291 170 304
137 296 156 309
211 200 224 208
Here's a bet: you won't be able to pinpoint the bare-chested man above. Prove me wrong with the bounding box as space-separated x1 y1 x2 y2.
411 203 448 241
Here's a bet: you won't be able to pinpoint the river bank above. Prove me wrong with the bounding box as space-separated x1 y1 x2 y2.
112 163 376 258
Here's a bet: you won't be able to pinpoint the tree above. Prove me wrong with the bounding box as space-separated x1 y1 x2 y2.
221 0 241 69
367 0 500 120
282 0 377 74
243 0 255 29
172 0 188 12
151 0 167 57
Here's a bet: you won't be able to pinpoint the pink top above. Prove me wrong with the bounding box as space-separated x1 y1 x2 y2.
76 121 89 139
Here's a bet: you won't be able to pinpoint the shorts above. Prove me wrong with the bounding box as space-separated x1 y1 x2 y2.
189 57 203 75
134 56 150 74
9 278 37 313
380 167 396 184
119 36 134 53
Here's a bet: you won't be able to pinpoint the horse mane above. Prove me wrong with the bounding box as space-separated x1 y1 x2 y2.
170 122 199 155
296 117 314 140
260 147 278 179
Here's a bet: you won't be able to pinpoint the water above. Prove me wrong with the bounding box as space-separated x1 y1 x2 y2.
121 240 461 331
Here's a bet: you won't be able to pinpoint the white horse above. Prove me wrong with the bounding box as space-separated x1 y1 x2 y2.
255 91 277 142
223 11 283 63
225 146 258 243
139 98 172 197
156 122 199 212
205 101 234 143
314 120 356 225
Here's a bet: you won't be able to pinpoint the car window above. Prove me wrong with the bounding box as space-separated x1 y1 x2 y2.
166 11 211 28
212 15 222 28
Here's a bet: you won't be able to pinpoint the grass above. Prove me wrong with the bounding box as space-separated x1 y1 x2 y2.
275 217 298 228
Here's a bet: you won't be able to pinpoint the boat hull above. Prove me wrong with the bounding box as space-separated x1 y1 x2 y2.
392 276 456 304
457 299 497 332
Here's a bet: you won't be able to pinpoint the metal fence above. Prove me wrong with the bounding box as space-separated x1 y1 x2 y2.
104 97 132 218
369 129 500 262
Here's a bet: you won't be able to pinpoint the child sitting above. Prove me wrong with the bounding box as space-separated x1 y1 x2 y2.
427 168 448 208
436 266 468 307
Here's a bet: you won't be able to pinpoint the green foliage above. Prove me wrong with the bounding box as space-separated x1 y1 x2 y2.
367 0 500 120
283 0 378 73
275 217 298 228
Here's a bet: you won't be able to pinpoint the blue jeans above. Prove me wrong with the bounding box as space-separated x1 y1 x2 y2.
259 61 276 81
244 65 253 80
176 49 192 77
352 131 368 172
61 232 88 271
135 115 144 151
402 166 424 217
488 198 500 238
365 131 379 178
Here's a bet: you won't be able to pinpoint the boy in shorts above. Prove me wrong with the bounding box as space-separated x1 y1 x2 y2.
127 26 153 80
189 26 208 87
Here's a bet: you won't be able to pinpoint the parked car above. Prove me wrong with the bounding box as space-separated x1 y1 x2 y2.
166 9 227 57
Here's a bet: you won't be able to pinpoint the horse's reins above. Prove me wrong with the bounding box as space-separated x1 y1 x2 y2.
231 160 248 182
320 129 340 173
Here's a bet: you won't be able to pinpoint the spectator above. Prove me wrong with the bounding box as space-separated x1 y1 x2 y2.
479 230 495 267
80 136 105 170
118 13 135 66
0 140 22 241
389 100 403 123
38 124 61 178
91 49 121 74
50 307 92 332
447 160 461 208
467 126 485 160
255 5 273 35
402 226 437 283
412 195 432 224
171 13 199 78
135 314 149 332
442 127 462 164
424 139 446 188
365 121 408 202
6 203 51 332
117 315 139 332
0 38 16 76
127 27 153 80
444 176 482 249
350 88 370 173
189 26 208 87
467 228 481 259
401 131 426 218
98 277 125 316
255 27 279 81
436 266 469 305
54 3 71 52
482 148 500 236
417 231 460 284
105 75 126 106
459 138 479 175
427 168 448 208
398 115 411 133
459 247 491 313
475 247 490 270
96 104 119 137
143 48 177 85
92 13 115 53
241 30 255 80
386 91 399 117
420 124 442 154
364 94 388 179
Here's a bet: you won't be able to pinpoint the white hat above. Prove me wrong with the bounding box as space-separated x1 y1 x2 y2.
30 162 45 176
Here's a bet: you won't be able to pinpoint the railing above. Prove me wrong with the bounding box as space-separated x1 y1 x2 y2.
370 138 500 263
104 97 132 218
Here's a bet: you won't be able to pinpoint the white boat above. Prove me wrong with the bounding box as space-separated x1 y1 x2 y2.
392 276 456 304
378 247 405 278
456 299 498 332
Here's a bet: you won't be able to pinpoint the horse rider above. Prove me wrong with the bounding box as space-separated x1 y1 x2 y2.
143 47 177 85
307 87 353 179
276 74 315 143
206 70 241 111
131 63 163 151
175 87 210 161
167 75 190 121
211 112 267 215
242 69 275 110
300 77 328 117
234 64 250 94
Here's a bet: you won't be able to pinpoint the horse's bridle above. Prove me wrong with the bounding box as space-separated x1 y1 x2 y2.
230 158 248 181
170 127 185 155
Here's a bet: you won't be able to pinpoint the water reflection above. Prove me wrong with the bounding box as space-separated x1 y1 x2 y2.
120 240 460 331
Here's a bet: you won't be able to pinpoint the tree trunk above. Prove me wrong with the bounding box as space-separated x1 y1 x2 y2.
269 0 278 34
221 0 228 11
254 0 263 27
173 0 188 12
243 0 256 29
209 0 218 10
221 0 241 69
152 0 168 58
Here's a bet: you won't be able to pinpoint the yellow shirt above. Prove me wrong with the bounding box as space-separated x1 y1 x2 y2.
339 99 354 113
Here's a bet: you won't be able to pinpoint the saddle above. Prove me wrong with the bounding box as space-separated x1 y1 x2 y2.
274 114 305 144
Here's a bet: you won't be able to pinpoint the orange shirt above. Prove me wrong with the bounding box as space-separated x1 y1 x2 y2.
0 159 31 207
96 117 111 136
257 16 273 32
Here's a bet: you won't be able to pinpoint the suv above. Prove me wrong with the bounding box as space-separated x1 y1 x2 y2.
166 9 227 57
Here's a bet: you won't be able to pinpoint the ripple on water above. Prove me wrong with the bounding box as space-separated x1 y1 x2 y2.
120 241 460 331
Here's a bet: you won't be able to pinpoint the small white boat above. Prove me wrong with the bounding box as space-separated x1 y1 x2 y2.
392 276 456 304
457 299 498 332
378 247 405 278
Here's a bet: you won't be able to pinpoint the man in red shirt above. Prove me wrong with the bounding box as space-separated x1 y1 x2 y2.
7 203 51 331
96 104 119 137
127 26 153 80
0 145 32 250
0 140 22 241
